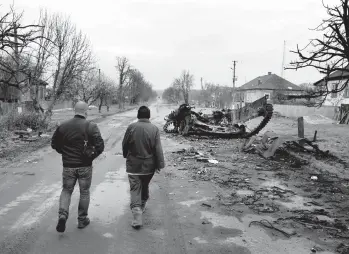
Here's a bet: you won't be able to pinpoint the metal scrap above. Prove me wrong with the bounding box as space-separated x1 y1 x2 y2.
249 219 297 238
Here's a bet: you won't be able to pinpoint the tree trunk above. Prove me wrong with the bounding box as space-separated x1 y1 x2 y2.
184 92 189 104
99 97 103 113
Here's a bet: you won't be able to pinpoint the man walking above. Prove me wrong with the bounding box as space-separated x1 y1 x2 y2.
51 101 104 233
122 106 165 229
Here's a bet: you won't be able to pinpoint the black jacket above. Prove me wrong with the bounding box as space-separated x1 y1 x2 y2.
51 115 104 167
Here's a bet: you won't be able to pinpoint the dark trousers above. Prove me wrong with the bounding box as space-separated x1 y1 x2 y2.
59 166 92 221
128 174 154 209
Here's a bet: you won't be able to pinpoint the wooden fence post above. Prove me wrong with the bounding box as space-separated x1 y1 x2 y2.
298 117 304 138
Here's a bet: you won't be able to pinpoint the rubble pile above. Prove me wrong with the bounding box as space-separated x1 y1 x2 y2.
167 129 349 253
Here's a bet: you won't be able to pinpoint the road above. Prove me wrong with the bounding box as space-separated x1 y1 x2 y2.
0 104 245 254
0 103 336 254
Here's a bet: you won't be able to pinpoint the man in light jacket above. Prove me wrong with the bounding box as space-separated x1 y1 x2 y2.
122 106 165 229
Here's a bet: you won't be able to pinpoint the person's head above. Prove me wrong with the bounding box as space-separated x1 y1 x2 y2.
74 101 89 118
137 106 150 119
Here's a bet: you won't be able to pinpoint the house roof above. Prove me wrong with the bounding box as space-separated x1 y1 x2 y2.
314 66 349 86
238 73 302 91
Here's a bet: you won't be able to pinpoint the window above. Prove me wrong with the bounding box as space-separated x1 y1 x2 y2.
331 83 338 98
344 88 349 98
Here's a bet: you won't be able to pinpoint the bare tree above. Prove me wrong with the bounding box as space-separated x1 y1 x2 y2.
25 10 55 113
287 0 349 106
44 13 93 119
173 70 194 104
0 6 43 97
115 56 131 109
162 85 182 104
124 68 156 104
65 68 100 105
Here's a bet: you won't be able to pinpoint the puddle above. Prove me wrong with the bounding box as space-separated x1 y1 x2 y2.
0 181 50 217
236 190 254 197
89 168 129 225
108 123 121 128
200 211 334 254
200 211 244 231
179 197 210 207
213 226 241 238
277 195 322 210
11 183 61 229
193 236 208 244
103 233 114 238
261 180 288 190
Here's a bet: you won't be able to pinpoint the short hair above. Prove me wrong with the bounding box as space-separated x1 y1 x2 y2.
137 106 150 119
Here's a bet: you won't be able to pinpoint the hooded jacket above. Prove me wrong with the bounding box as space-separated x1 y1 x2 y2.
122 119 165 174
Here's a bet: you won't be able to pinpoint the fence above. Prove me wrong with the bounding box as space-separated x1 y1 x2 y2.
0 102 19 115
0 100 74 116
42 100 74 111
273 104 336 119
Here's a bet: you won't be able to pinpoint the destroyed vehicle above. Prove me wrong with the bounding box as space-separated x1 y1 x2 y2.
163 96 273 139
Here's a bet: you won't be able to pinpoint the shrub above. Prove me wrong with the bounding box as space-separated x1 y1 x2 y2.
0 110 49 133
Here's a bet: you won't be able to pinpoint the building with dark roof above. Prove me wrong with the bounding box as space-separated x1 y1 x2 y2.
237 72 303 104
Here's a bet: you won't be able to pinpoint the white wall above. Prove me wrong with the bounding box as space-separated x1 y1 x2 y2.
322 80 349 106
245 90 273 103
274 104 336 119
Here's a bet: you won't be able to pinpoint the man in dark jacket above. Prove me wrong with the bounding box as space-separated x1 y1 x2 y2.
122 106 165 229
51 101 104 233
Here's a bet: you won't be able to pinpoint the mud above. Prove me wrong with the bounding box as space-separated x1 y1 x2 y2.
163 115 349 253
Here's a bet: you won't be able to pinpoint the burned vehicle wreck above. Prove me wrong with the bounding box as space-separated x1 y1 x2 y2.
163 96 273 139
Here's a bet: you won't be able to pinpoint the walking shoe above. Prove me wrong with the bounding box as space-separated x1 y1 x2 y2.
77 217 90 229
56 215 67 233
131 207 143 229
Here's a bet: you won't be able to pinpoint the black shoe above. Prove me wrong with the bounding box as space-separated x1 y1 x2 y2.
56 215 67 233
77 218 90 229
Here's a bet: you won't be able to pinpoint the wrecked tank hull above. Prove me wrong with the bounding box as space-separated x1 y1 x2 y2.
163 96 273 139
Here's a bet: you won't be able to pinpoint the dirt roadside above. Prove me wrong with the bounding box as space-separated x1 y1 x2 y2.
152 111 349 254
0 105 136 168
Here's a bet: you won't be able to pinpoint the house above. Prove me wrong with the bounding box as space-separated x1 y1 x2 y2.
0 78 48 103
237 72 303 105
313 68 349 106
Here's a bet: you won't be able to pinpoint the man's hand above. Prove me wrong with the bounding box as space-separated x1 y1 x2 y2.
155 169 160 174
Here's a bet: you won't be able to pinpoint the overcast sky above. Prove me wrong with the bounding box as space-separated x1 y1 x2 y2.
2 0 335 89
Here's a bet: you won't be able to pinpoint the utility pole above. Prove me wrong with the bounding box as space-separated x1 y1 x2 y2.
230 61 238 122
281 40 286 79
231 61 237 88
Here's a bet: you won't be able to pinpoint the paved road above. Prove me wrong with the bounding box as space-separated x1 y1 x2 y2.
0 106 190 254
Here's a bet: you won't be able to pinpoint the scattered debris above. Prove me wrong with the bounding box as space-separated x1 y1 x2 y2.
249 219 296 238
336 243 349 254
202 218 211 225
201 203 212 208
